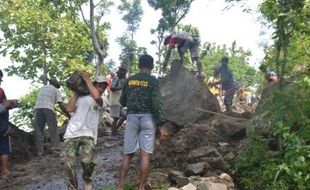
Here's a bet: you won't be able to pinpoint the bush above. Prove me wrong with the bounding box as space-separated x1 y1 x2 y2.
236 78 310 190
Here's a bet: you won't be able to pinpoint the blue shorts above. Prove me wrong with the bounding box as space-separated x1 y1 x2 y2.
123 114 156 154
0 135 11 155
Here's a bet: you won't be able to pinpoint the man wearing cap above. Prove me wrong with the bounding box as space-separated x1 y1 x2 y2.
62 71 108 190
110 66 127 135
117 55 169 190
34 78 70 156
210 56 238 114
266 70 278 83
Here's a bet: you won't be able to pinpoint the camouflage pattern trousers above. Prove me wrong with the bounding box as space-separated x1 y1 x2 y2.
61 136 96 190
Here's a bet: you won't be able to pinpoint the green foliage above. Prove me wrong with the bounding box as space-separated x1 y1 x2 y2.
235 136 284 190
147 0 194 31
235 1 310 189
176 24 200 36
150 28 165 74
10 88 40 128
0 0 94 83
118 0 143 35
117 0 143 75
236 78 310 190
259 0 309 79
117 34 139 74
201 42 264 89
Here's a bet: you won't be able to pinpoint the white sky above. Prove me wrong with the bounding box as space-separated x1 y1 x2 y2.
0 0 271 99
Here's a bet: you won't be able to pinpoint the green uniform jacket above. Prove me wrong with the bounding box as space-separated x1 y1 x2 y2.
120 72 165 126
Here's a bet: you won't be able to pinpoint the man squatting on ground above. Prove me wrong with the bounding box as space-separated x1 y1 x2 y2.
34 78 70 156
117 54 169 190
62 71 108 190
163 31 203 76
110 66 128 135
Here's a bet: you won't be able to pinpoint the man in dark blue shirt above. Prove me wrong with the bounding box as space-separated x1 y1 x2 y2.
210 56 238 113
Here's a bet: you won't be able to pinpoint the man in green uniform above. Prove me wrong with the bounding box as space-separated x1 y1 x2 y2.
117 54 168 190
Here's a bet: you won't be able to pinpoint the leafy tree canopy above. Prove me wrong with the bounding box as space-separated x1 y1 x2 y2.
147 0 194 31
0 0 94 84
201 41 264 89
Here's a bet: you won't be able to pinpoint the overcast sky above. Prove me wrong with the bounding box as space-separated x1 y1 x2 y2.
0 0 271 99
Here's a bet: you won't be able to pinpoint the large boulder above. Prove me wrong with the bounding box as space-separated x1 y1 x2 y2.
160 60 220 126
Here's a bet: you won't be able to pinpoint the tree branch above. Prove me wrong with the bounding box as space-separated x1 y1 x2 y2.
78 3 90 28
90 0 103 58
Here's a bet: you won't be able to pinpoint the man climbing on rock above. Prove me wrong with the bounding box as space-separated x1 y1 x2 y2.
163 31 203 77
34 77 70 156
210 56 238 114
62 71 108 190
110 66 128 136
117 54 169 190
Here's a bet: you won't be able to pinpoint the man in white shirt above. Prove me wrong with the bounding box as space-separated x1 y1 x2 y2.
110 66 127 135
62 71 108 190
34 78 69 156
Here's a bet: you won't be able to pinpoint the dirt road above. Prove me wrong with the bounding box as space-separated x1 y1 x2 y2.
0 135 124 190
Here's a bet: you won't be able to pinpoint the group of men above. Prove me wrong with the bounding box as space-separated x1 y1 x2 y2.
162 31 240 113
1 30 278 189
30 29 239 189
30 54 168 190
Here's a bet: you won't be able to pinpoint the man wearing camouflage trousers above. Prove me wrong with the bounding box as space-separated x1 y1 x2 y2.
62 71 108 190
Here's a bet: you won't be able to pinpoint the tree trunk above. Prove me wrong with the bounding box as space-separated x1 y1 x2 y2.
43 46 48 85
90 0 104 75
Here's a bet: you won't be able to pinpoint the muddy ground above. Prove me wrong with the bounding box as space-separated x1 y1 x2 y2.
1 118 246 190
0 131 124 190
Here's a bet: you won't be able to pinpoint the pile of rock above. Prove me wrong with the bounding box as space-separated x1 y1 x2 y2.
164 144 236 190
167 172 235 190
168 146 234 190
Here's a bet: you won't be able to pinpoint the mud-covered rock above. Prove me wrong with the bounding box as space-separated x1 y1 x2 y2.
184 162 207 176
168 171 190 187
153 123 219 169
9 124 36 162
187 146 218 161
66 70 89 95
160 60 220 126
219 119 246 139
187 146 226 171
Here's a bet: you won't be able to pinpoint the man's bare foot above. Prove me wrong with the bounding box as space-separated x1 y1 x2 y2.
84 181 92 190
1 170 9 178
